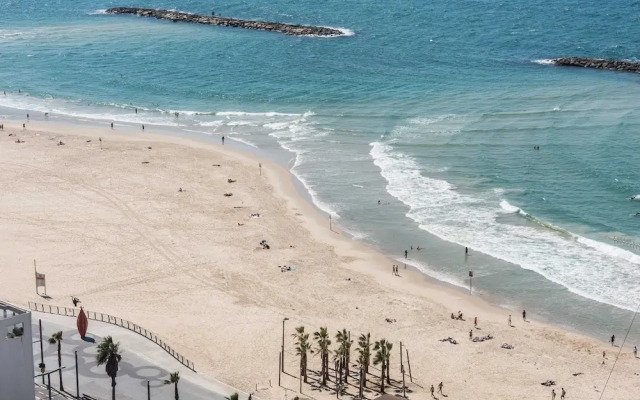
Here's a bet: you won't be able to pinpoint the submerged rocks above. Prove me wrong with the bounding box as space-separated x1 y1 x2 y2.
553 57 640 74
105 7 345 37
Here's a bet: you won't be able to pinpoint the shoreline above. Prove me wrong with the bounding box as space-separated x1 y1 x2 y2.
0 111 630 345
1 120 639 398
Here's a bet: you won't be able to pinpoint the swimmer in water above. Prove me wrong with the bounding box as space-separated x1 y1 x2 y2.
630 195 637 200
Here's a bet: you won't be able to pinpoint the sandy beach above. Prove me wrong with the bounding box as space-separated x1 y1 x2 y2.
1 121 638 399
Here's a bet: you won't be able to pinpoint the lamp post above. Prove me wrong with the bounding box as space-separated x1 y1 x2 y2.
281 317 289 372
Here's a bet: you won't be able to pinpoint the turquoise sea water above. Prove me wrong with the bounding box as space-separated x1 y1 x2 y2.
2 0 640 341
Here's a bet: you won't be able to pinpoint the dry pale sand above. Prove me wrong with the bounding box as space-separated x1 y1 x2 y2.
1 122 639 400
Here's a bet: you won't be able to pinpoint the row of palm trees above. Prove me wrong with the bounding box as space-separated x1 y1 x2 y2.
292 327 394 395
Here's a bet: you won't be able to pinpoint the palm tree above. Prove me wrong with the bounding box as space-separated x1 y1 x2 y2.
164 371 180 400
96 336 122 400
225 393 239 400
292 326 311 383
48 331 64 391
335 329 352 383
355 351 366 398
373 339 392 393
314 327 331 385
357 333 371 387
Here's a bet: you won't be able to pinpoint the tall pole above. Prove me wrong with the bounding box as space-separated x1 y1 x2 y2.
400 342 403 374
406 349 412 383
281 317 288 372
47 373 52 400
75 351 79 399
278 352 282 386
34 260 37 294
147 380 151 400
40 319 45 384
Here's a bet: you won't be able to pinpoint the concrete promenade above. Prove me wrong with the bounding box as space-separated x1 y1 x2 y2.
33 312 247 400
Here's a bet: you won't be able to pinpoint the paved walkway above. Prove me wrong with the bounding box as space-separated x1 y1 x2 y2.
32 312 246 400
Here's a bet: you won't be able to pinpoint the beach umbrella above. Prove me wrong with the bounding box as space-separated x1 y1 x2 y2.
77 307 88 339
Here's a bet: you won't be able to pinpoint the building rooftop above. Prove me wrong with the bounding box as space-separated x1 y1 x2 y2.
0 301 28 320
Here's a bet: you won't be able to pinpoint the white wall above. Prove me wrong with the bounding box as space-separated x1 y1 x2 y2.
0 308 36 400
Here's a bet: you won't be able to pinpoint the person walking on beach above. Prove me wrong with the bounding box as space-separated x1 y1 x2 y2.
430 384 434 398
110 122 113 129
437 382 443 394
508 314 512 327
551 388 556 400
142 124 145 131
465 247 469 255
474 316 478 328
560 387 566 399
522 309 527 321
469 329 473 340
634 345 637 358
222 135 225 145
611 334 615 346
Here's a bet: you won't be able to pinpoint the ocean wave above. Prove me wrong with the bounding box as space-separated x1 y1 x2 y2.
532 58 555 65
89 9 108 15
227 136 258 148
216 111 302 117
370 140 640 311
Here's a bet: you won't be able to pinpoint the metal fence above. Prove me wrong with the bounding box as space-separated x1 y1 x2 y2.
28 302 196 371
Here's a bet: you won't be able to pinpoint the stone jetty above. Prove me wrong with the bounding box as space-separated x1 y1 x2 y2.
553 57 640 74
105 7 345 37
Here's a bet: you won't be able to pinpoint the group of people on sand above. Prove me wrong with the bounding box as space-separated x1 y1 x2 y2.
391 264 402 276
429 382 444 398
259 239 270 249
551 387 566 400
451 310 464 321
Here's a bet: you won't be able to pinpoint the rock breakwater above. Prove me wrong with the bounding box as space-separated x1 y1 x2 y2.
105 7 346 37
553 57 640 74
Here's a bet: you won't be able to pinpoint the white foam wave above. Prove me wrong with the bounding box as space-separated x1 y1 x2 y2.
89 9 108 15
532 59 555 65
499 199 522 214
370 140 640 311
227 136 258 148
226 121 257 127
216 111 302 117
325 26 355 37
198 120 224 127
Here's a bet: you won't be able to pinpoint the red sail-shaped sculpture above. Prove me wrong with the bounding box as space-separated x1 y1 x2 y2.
77 307 88 339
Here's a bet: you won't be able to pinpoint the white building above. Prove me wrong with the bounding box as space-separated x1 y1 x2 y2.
0 301 36 400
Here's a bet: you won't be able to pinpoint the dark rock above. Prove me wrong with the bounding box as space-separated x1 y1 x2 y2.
553 57 640 74
105 7 346 37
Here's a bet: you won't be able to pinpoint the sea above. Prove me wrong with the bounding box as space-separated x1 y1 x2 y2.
1 0 639 343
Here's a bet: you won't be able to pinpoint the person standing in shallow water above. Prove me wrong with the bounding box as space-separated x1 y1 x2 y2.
404 249 408 258
522 309 526 321
611 334 615 346
222 136 225 145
